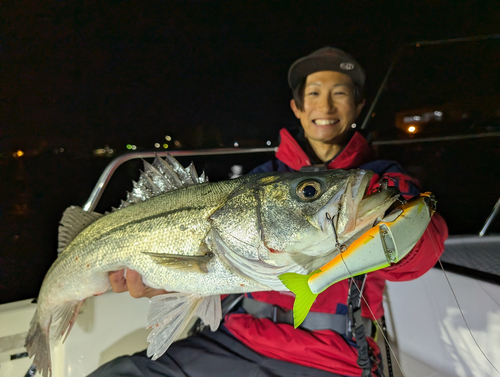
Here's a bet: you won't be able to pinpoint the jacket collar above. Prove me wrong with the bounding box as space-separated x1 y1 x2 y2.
275 128 375 171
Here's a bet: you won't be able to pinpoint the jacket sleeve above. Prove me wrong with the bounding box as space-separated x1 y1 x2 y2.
248 160 275 174
248 158 295 174
374 212 448 281
367 163 449 282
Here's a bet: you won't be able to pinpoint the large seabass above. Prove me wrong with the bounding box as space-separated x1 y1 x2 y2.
25 155 400 376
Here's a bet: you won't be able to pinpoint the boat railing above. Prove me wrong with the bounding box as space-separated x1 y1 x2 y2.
82 147 277 212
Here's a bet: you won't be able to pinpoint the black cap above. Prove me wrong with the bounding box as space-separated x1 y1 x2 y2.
288 47 365 90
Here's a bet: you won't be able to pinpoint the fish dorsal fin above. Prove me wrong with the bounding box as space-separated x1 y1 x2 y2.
116 154 208 211
58 206 103 255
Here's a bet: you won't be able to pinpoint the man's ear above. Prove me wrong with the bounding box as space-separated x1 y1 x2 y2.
290 99 301 119
355 99 366 118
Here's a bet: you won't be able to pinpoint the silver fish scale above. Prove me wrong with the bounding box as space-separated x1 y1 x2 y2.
209 188 262 261
40 178 267 308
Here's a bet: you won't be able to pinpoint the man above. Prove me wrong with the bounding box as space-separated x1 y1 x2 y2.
91 47 448 377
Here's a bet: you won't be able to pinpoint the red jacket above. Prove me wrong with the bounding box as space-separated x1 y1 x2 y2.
224 129 448 376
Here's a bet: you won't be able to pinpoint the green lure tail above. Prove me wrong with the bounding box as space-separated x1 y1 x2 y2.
278 270 320 328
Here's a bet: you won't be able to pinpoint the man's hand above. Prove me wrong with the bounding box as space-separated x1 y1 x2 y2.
108 269 168 298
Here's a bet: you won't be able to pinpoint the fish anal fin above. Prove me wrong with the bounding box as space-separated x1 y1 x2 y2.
58 206 103 255
52 300 85 343
146 293 205 360
278 271 319 328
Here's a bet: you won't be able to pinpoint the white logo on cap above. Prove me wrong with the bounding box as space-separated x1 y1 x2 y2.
340 62 355 70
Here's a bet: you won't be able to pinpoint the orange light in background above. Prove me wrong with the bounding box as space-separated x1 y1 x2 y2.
407 125 417 133
14 150 24 157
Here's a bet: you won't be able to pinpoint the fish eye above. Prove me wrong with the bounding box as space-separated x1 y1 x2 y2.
296 180 322 201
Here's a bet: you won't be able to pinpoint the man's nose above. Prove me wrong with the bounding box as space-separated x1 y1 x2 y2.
318 94 335 112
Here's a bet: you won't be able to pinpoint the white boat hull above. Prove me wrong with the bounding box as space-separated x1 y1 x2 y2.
1 268 499 377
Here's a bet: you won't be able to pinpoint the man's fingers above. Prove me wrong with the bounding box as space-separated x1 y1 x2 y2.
108 270 128 293
126 270 168 298
143 287 169 299
108 269 168 298
126 270 148 298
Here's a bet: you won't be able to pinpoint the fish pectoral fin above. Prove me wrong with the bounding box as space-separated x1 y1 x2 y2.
195 295 222 331
278 271 319 328
142 252 213 273
146 293 205 360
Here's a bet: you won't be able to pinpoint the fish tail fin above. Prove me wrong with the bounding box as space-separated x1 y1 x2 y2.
25 310 52 377
279 271 319 328
25 300 85 377
146 293 221 360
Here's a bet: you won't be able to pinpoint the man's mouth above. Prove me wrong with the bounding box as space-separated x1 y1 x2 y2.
313 119 340 126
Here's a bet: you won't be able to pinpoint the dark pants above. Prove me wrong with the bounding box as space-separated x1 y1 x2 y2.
88 328 345 377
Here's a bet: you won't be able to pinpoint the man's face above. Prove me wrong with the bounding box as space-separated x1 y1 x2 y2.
291 71 365 146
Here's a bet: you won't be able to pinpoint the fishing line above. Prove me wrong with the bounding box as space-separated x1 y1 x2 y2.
339 252 407 377
429 229 500 375
476 280 500 308
326 210 404 376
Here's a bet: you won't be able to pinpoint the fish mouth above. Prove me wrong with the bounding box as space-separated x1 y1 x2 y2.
316 170 401 241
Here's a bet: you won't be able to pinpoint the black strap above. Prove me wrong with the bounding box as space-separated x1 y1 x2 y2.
240 297 373 336
347 275 374 377
381 315 393 377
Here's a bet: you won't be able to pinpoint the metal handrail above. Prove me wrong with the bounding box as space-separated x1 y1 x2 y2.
479 197 500 237
82 147 277 212
371 132 500 146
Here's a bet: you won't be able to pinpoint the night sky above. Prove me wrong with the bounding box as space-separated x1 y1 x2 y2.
1 1 498 153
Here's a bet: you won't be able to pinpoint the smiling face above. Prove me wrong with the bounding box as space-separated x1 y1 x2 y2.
291 71 365 150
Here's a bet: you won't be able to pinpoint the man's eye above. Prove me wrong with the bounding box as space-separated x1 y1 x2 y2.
307 91 318 96
334 92 347 96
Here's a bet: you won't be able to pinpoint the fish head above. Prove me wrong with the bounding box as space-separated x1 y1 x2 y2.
210 169 400 273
